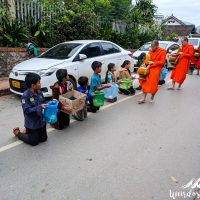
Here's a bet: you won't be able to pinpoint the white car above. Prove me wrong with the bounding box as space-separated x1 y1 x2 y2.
9 40 134 97
188 37 200 49
132 41 180 70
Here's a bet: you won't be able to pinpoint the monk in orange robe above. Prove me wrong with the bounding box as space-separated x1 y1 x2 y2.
169 37 194 90
138 40 167 104
192 45 200 75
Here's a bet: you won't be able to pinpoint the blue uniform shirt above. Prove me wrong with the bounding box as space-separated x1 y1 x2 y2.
21 90 46 130
89 74 102 94
77 86 92 102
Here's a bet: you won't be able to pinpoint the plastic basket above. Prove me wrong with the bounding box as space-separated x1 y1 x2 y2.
119 79 132 90
93 91 105 107
44 100 58 124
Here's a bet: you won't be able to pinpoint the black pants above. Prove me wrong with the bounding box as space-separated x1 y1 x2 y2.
54 111 70 130
188 64 195 75
87 99 100 113
18 125 47 146
119 87 135 95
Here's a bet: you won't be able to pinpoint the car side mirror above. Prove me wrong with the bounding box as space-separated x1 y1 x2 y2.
79 54 87 60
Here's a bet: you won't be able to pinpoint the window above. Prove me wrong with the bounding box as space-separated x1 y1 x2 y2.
188 39 199 46
101 43 121 55
168 44 180 52
79 43 102 58
112 44 121 53
39 43 82 60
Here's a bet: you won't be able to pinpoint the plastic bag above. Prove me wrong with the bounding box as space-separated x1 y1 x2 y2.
132 79 140 89
104 83 119 99
160 68 168 80
44 100 58 124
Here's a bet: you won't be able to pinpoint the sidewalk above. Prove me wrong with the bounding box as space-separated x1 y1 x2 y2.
0 78 11 96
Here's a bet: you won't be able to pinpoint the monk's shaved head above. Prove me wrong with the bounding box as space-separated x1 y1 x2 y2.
151 40 159 51
181 36 188 46
152 40 159 46
182 36 188 42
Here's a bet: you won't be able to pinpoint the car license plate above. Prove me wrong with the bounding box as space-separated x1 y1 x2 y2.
12 80 20 88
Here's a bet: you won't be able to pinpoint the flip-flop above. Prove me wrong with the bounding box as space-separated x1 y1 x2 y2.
138 100 146 104
13 127 20 136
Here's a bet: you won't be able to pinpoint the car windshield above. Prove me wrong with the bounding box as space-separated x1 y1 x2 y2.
39 43 83 59
139 42 168 51
188 39 199 46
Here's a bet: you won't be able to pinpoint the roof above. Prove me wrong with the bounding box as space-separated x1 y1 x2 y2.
163 14 194 26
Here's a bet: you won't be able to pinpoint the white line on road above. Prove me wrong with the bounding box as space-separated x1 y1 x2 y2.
0 79 172 153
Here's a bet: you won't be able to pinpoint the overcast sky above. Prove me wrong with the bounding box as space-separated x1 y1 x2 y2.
153 0 200 26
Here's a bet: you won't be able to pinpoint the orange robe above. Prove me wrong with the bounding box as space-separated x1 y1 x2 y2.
140 48 167 94
171 44 194 84
191 46 200 69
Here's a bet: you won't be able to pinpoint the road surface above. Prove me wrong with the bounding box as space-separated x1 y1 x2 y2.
0 74 200 200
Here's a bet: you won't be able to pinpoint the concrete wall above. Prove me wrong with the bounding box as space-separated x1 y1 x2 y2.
0 48 47 78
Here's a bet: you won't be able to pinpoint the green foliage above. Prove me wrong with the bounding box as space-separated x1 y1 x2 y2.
0 0 164 49
166 33 179 41
0 19 30 47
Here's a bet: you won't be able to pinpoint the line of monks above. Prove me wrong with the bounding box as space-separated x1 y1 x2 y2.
138 37 199 104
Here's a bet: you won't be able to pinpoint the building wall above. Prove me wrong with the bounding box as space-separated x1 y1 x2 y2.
0 48 47 78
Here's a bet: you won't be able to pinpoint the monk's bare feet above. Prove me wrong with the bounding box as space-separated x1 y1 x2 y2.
168 87 175 90
138 99 146 104
150 99 154 103
13 127 20 137
177 87 182 90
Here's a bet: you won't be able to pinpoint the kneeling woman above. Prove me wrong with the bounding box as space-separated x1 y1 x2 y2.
119 60 135 95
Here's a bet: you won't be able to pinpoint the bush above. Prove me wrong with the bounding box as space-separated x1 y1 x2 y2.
0 19 30 47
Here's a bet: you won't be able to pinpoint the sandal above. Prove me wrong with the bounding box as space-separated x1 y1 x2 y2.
167 87 175 90
138 99 146 104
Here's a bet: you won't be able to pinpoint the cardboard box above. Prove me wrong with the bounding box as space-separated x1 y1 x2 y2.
59 90 86 114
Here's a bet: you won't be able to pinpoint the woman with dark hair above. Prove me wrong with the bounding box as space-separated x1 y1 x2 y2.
50 69 72 130
119 60 135 95
105 63 117 84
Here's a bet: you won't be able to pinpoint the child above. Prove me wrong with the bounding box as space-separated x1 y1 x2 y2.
73 76 92 121
50 69 72 130
13 73 47 146
89 61 111 112
26 39 38 57
119 60 135 95
105 63 117 83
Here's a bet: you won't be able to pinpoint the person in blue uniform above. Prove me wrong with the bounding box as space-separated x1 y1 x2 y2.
89 61 111 112
13 73 47 146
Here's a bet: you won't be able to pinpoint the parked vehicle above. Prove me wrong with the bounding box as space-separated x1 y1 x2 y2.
9 40 134 97
132 41 180 70
188 38 200 49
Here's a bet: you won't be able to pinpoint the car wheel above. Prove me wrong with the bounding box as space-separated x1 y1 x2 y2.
68 77 77 90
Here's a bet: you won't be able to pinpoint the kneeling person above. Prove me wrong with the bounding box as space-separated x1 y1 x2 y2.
13 73 47 146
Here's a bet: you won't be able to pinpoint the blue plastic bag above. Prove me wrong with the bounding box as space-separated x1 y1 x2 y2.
44 100 59 124
160 68 168 80
104 83 119 99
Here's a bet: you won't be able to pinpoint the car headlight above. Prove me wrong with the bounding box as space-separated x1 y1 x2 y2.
39 68 57 77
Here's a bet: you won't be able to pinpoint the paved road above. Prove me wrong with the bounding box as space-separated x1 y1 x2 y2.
0 74 200 200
